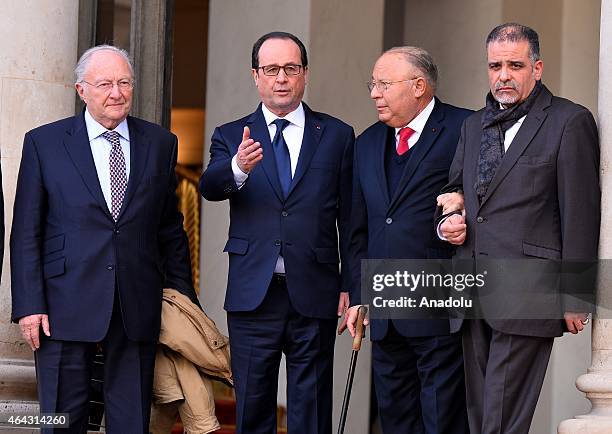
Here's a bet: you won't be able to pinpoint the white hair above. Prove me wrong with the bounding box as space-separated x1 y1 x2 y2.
74 45 134 84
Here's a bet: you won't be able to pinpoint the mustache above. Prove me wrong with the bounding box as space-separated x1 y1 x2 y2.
495 81 518 91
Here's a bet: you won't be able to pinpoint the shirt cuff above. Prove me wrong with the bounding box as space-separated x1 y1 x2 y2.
231 154 249 188
436 217 448 241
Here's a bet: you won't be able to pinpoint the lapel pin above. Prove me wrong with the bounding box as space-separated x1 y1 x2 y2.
432 128 437 132
316 125 321 130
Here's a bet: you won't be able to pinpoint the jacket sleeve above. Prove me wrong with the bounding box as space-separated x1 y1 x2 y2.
158 135 200 307
442 119 466 195
337 126 355 295
557 108 600 312
199 126 240 202
434 120 467 230
10 132 47 322
348 138 368 306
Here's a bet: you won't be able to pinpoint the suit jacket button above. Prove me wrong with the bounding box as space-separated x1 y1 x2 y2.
274 240 281 246
281 211 289 217
385 218 393 225
107 264 114 271
476 216 484 223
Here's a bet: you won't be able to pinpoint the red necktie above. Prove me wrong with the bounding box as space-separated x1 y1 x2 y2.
397 127 415 156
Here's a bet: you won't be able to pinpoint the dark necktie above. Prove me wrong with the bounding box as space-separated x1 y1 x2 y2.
102 131 127 221
272 119 292 197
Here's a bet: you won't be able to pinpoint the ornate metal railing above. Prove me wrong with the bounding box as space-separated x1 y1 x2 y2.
175 165 201 293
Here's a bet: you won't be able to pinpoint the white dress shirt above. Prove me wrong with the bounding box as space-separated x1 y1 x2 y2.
84 108 131 213
502 115 526 151
394 97 436 149
230 103 306 274
231 103 305 186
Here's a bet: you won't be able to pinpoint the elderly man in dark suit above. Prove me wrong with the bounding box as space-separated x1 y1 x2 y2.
199 32 353 434
11 45 196 433
438 23 600 433
344 46 471 433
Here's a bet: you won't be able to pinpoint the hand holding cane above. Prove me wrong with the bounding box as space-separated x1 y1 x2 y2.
337 305 368 434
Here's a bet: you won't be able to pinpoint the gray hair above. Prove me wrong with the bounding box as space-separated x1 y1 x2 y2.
486 23 541 64
384 46 438 92
74 45 134 84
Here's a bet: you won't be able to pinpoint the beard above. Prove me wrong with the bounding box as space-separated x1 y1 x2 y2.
492 81 520 106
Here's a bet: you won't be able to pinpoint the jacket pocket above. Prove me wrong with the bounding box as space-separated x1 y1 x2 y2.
522 241 561 260
314 247 339 264
43 257 65 279
223 237 249 255
517 155 552 165
43 234 65 255
310 161 337 170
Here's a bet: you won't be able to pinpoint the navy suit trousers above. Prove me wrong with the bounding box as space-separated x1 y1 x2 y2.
227 275 337 434
372 322 468 434
35 293 156 434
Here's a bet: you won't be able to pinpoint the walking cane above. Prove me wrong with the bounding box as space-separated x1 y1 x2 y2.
337 305 368 434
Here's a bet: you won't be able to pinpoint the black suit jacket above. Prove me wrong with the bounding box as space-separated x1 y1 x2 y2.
11 112 195 342
444 85 600 337
350 99 472 339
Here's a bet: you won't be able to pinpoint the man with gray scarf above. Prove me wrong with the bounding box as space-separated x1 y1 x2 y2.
438 23 600 433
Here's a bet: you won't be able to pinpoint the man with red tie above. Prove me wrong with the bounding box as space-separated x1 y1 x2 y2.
344 47 471 433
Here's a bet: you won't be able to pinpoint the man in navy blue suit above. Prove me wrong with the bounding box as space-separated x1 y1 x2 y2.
200 32 354 434
344 47 470 433
11 45 196 433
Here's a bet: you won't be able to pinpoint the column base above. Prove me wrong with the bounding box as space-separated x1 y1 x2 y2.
558 417 612 433
0 358 37 401
0 400 38 433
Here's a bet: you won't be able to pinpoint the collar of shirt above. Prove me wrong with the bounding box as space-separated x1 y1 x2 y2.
394 97 436 147
84 107 130 142
261 102 305 135
260 102 305 180
503 114 527 152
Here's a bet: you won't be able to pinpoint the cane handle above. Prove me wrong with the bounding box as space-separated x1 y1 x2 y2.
352 306 368 351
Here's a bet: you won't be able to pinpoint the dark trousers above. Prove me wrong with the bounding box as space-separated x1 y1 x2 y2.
462 319 554 434
371 321 468 434
35 294 157 434
227 274 337 434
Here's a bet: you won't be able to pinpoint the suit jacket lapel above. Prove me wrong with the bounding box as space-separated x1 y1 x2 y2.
479 87 552 208
247 105 284 202
287 104 322 197
63 113 113 221
116 116 150 221
388 99 444 213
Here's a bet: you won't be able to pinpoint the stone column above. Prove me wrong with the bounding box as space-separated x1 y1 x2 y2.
0 0 79 423
558 0 612 432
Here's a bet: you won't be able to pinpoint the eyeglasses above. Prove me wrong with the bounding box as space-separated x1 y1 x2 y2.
257 64 304 76
81 79 134 92
367 77 420 93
